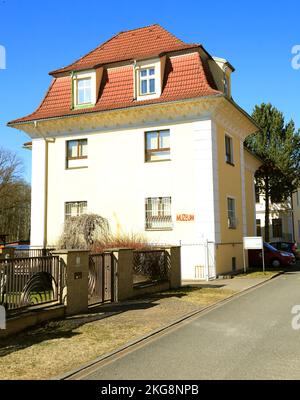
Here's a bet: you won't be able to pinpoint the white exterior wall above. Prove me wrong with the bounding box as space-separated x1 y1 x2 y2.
31 138 47 247
41 118 217 279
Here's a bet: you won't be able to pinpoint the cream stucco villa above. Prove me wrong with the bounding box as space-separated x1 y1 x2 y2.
8 24 261 279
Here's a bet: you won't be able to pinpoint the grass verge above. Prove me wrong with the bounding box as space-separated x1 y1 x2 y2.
235 269 283 279
0 286 235 380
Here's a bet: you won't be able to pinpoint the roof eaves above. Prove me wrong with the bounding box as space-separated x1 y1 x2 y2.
7 93 223 127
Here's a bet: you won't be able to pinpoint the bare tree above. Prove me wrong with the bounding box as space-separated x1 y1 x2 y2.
0 148 22 200
0 148 30 242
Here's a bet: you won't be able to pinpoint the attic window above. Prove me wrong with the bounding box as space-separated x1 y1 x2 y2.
73 71 97 108
135 59 162 101
77 78 92 105
140 67 156 95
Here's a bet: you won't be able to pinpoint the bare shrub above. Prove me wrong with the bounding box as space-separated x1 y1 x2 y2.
91 232 153 253
57 214 110 250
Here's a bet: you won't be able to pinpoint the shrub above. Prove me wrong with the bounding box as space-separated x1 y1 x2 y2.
57 214 110 250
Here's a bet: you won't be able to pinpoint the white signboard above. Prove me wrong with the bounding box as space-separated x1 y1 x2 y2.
243 236 263 250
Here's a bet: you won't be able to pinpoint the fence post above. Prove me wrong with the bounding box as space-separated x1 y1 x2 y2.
52 249 89 315
116 249 134 301
169 246 181 289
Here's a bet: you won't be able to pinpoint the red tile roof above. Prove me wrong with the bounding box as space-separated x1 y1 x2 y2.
50 24 199 75
8 25 222 125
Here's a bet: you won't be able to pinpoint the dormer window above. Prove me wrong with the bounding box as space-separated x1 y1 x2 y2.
135 59 162 101
72 70 97 108
77 78 92 105
140 67 156 95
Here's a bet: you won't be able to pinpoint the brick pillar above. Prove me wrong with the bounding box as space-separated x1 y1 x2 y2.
53 249 89 315
116 249 134 301
169 246 181 289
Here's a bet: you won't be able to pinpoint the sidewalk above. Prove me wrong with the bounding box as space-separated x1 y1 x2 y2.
0 273 279 380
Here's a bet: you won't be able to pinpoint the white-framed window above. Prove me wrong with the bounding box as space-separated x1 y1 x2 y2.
145 197 172 230
145 130 170 162
227 197 237 229
225 134 234 165
140 67 156 95
66 139 88 169
72 70 97 108
65 201 87 219
77 78 92 105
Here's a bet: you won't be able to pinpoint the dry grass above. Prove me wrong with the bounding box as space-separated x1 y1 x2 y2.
0 286 236 380
155 286 236 306
235 269 282 279
91 232 155 253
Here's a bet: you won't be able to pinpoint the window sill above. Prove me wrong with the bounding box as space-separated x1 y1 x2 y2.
66 166 88 170
226 161 235 167
145 228 173 231
73 103 95 110
145 159 171 164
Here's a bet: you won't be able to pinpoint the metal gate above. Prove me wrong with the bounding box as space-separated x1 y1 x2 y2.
88 252 116 305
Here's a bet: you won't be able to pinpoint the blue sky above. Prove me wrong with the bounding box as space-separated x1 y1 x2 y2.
0 0 299 182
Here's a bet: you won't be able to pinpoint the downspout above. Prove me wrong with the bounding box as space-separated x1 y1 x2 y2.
34 120 49 249
71 71 75 109
291 192 295 242
133 60 137 100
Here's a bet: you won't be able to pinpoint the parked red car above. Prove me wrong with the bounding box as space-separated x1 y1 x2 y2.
248 242 296 268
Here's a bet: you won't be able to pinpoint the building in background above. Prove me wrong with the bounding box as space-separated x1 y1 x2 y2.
255 193 294 242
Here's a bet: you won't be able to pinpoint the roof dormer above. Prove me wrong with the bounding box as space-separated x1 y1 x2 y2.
211 57 235 98
71 67 103 109
134 58 163 101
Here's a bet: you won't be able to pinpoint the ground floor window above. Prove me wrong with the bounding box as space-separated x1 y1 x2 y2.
65 201 87 219
256 219 262 236
145 197 172 230
272 218 282 238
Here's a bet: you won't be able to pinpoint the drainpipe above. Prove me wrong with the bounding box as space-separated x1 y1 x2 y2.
291 192 295 242
133 60 137 100
34 120 49 249
71 71 75 110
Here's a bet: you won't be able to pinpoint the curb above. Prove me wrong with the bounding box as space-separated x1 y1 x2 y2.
55 271 283 380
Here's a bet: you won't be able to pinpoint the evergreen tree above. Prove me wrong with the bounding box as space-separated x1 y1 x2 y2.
246 103 300 241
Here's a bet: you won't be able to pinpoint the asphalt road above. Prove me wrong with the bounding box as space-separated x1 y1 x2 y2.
80 268 300 380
